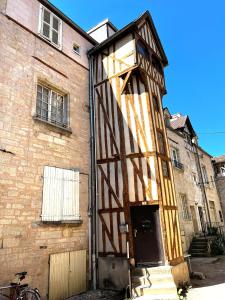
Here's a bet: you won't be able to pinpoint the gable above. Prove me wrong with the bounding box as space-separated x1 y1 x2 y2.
136 12 168 66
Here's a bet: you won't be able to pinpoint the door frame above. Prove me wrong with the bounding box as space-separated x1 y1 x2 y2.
130 204 164 266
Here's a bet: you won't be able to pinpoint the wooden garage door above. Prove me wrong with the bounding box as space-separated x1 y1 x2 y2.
49 250 87 300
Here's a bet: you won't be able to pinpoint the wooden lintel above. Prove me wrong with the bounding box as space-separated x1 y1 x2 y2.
98 208 124 214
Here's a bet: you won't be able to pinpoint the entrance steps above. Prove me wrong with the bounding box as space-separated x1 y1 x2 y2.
189 237 209 257
131 266 178 300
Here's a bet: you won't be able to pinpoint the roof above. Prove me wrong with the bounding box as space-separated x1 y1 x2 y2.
39 0 97 45
87 19 118 34
213 155 225 163
170 115 188 130
169 114 197 138
88 11 168 66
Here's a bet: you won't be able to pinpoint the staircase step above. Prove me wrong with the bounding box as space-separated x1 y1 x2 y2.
132 266 172 276
132 274 174 287
133 283 177 297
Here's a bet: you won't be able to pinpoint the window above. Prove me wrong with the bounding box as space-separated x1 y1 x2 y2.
219 211 224 222
181 194 191 220
137 40 150 60
152 55 163 74
157 131 166 155
42 166 80 222
153 96 160 112
202 166 209 184
162 160 169 177
192 173 197 184
73 43 80 55
171 148 183 169
36 84 69 128
39 5 62 47
210 175 215 188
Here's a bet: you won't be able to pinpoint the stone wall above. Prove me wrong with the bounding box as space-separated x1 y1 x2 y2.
0 10 90 299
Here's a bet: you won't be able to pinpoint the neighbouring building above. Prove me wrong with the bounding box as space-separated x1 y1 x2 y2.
88 11 189 298
164 109 224 253
0 0 96 299
213 155 225 220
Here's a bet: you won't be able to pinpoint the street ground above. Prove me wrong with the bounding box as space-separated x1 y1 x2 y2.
66 256 225 300
188 256 225 300
66 289 124 300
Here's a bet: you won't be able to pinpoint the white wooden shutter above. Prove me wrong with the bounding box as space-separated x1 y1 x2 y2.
62 169 80 221
42 166 80 222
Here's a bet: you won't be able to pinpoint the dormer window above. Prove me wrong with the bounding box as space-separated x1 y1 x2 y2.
39 5 62 48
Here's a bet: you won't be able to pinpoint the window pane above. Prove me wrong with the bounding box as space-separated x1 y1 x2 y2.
162 160 169 177
43 23 50 38
43 9 51 24
158 131 166 155
52 30 59 45
52 17 59 31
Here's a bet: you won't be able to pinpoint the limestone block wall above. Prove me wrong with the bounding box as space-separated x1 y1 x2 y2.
0 8 91 299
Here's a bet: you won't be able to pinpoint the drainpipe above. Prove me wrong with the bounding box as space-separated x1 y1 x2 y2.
194 143 211 230
88 54 98 289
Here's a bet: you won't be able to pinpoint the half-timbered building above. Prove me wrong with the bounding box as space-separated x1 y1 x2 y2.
88 11 189 297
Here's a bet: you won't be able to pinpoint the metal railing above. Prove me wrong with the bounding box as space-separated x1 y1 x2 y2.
172 160 184 170
203 222 224 237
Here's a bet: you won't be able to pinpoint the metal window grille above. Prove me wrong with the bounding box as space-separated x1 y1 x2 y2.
40 6 61 46
181 194 191 220
36 84 68 127
42 166 80 222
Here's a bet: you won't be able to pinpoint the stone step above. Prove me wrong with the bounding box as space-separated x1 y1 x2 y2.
132 283 177 298
190 253 208 257
132 274 174 287
132 266 172 277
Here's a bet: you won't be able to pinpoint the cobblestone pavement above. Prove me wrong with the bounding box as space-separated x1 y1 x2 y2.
188 256 225 300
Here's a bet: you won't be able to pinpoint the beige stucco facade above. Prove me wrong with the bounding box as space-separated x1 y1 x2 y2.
166 118 224 253
0 0 95 298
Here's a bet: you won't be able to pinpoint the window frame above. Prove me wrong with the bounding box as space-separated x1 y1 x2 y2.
35 83 70 130
180 194 191 221
38 4 63 49
201 165 209 184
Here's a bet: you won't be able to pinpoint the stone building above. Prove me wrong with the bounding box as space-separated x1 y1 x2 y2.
164 109 224 253
213 155 225 220
0 0 96 299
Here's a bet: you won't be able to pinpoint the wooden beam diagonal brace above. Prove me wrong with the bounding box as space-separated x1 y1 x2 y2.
95 88 120 156
130 158 152 200
98 165 122 208
99 214 118 253
120 70 132 94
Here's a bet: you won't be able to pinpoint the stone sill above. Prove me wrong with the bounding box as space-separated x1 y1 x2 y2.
33 115 72 134
32 220 83 228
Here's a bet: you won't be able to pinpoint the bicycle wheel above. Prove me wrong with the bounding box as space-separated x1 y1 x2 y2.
18 289 40 300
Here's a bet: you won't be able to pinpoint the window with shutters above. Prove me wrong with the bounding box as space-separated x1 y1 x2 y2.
36 83 69 128
42 166 80 222
39 5 62 47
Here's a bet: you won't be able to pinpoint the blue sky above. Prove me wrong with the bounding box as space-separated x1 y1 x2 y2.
51 0 225 157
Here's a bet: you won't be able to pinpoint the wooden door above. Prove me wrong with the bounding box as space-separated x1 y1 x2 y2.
49 250 86 300
198 207 204 232
130 205 163 266
190 206 198 234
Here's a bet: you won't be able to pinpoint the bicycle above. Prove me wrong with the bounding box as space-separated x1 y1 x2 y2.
0 272 40 300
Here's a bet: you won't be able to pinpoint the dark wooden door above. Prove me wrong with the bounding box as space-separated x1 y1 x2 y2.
130 205 163 266
198 207 205 232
